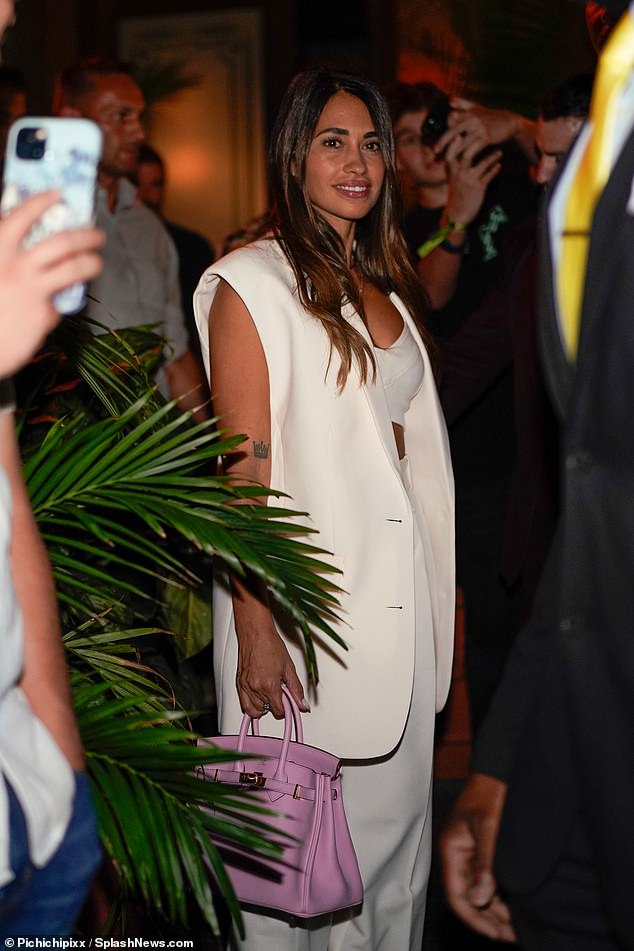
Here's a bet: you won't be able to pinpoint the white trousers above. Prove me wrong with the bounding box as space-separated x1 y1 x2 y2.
231 458 437 950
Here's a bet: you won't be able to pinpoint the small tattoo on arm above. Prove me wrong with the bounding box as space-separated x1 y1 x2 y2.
253 440 270 459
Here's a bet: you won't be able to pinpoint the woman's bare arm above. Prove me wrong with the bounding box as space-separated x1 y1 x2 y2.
209 279 307 719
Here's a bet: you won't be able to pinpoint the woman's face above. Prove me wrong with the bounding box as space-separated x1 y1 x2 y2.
304 91 386 242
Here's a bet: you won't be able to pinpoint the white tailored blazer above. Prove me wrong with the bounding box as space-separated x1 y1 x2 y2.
194 238 455 759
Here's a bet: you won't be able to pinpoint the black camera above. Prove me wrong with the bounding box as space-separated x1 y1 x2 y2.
420 98 451 147
420 99 500 167
16 127 47 161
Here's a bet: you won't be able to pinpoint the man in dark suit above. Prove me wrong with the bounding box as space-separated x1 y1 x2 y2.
440 2 634 948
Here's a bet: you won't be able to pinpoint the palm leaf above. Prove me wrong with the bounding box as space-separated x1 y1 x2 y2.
74 675 289 932
17 319 346 932
17 320 165 439
25 392 345 672
64 623 186 712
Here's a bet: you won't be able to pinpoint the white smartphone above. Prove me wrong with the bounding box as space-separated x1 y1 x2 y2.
1 116 103 314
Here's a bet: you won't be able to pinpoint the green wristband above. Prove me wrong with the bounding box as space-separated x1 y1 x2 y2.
416 218 467 259
444 217 467 233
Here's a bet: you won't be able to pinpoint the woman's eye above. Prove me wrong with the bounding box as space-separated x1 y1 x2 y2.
322 137 341 148
364 140 381 152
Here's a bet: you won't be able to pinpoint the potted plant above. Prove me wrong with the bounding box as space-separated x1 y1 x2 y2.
17 319 343 935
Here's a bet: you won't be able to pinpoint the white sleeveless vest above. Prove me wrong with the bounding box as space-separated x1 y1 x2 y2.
194 238 454 758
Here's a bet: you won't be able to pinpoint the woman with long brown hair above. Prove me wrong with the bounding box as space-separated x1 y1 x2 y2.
195 68 455 951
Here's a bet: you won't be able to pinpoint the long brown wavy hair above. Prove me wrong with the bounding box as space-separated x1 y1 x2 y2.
268 68 433 389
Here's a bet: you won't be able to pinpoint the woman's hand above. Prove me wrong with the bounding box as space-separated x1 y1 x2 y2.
0 191 104 376
235 611 308 719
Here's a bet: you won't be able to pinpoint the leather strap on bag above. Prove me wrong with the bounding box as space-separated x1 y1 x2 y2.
202 767 338 802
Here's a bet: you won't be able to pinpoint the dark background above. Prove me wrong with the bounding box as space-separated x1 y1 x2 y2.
7 0 595 130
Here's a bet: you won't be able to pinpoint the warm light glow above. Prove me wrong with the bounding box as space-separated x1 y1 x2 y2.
397 51 465 94
119 11 267 251
396 0 469 94
164 146 212 187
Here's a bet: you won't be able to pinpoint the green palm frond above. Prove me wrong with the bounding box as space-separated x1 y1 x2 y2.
18 319 346 931
64 623 174 709
63 321 165 417
75 675 287 933
25 391 344 669
16 321 165 437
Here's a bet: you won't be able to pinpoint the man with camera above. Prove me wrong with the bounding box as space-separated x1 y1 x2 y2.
387 82 537 737
387 82 536 322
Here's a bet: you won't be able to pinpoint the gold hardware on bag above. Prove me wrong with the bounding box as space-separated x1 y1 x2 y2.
239 771 266 788
293 784 302 799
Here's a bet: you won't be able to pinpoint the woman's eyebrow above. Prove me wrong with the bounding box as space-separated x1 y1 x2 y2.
315 125 348 135
314 126 379 137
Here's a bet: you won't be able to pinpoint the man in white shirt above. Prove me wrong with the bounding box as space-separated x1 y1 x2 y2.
53 58 207 418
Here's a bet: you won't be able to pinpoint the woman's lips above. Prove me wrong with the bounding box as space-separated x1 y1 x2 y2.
334 182 371 199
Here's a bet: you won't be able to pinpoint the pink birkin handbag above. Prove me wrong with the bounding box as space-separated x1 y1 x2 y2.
198 685 363 917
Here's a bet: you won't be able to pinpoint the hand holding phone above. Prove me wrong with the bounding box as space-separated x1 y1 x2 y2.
1 116 103 315
0 190 104 376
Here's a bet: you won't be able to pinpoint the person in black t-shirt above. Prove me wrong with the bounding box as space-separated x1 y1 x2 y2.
386 81 537 334
400 174 537 339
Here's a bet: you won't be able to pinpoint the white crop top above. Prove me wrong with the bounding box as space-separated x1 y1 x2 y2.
373 321 425 428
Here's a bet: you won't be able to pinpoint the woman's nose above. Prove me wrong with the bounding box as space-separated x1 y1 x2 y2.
343 146 366 173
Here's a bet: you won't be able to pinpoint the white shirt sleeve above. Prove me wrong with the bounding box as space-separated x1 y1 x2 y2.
161 229 190 364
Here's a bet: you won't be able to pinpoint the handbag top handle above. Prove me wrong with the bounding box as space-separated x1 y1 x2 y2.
236 684 305 783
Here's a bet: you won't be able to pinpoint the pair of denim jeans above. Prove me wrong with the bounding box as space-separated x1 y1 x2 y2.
0 771 101 937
